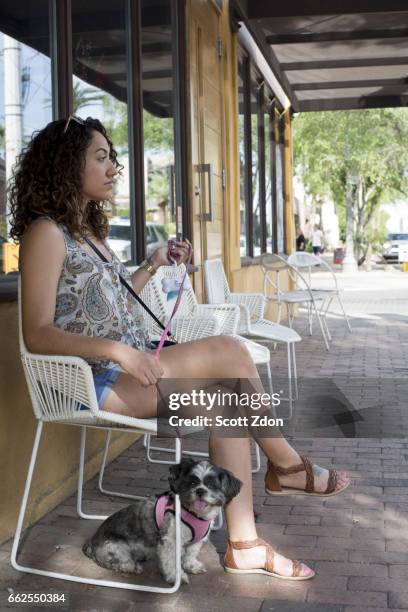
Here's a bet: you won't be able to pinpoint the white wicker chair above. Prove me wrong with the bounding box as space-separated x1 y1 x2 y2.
260 254 332 351
137 265 271 472
287 251 352 334
204 259 301 417
12 278 183 593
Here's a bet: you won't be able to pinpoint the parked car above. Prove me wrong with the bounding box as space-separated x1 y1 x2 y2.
382 233 408 262
107 218 169 262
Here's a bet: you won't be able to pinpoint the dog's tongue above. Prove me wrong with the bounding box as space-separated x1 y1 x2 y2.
193 500 208 512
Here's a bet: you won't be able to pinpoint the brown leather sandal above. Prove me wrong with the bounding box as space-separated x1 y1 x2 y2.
224 537 315 581
265 455 350 497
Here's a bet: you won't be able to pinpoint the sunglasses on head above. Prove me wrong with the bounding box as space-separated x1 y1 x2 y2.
63 115 86 134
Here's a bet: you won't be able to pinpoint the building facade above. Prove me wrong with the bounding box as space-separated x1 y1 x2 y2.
0 0 295 542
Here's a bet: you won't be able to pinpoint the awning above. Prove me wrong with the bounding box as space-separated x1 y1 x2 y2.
233 1 408 112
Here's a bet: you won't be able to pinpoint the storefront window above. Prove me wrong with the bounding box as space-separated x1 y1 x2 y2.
141 0 176 255
238 66 247 257
264 99 274 253
251 82 261 257
238 48 286 259
276 115 285 254
0 1 52 274
72 0 131 263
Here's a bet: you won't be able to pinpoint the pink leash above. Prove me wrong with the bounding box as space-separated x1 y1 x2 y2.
154 242 193 451
154 242 193 359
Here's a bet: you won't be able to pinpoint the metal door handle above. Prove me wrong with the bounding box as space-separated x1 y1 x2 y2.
195 163 214 222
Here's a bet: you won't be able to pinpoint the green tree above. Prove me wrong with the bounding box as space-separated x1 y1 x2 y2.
102 95 174 152
72 81 105 113
44 81 105 114
293 108 408 263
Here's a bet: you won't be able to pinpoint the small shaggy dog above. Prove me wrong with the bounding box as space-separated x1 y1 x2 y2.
83 458 242 584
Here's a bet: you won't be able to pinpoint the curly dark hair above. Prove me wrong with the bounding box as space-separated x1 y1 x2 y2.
8 117 123 242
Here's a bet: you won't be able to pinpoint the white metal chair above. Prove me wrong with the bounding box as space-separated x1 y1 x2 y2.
204 259 301 418
137 264 270 471
12 278 183 593
260 253 332 351
287 251 352 333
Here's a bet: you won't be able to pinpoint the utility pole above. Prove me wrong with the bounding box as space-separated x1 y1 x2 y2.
3 34 23 238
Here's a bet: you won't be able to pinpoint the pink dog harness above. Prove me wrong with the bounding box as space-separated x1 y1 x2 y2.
154 494 211 545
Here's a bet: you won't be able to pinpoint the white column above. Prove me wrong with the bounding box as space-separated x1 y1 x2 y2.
3 34 23 237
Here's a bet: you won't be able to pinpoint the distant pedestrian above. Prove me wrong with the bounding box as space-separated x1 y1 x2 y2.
312 225 324 255
295 226 306 251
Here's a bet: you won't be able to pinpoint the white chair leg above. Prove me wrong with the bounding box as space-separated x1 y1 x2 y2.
12 422 183 593
291 342 299 401
145 434 208 463
277 302 282 325
77 427 109 520
338 295 352 332
11 421 44 572
321 297 333 341
98 431 147 501
314 303 330 351
146 433 181 464
251 442 261 474
308 302 313 335
287 342 293 420
287 304 294 328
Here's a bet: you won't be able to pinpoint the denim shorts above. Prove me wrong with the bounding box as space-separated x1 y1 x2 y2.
80 367 121 411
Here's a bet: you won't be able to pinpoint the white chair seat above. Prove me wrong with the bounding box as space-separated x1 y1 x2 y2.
230 334 271 363
248 320 301 343
279 290 328 303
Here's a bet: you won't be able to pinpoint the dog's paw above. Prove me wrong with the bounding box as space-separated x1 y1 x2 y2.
164 570 189 585
181 570 190 584
184 560 207 574
117 561 143 575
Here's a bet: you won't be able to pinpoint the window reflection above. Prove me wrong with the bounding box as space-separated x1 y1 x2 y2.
142 0 176 255
251 83 260 257
238 67 247 256
264 110 273 252
72 0 131 262
0 1 52 274
276 115 285 254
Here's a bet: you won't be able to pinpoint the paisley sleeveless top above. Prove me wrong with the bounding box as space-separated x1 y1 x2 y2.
54 222 149 375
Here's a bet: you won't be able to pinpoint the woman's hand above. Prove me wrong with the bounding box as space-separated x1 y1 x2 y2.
151 239 192 268
115 345 164 387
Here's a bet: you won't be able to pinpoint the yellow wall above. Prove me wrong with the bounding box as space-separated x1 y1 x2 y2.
0 300 138 544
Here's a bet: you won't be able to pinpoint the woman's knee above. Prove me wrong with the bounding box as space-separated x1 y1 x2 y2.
208 335 253 365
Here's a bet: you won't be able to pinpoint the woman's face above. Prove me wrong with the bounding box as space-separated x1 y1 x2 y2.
81 130 117 203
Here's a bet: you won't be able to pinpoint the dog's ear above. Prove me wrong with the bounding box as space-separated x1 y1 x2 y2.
168 458 196 492
218 468 243 504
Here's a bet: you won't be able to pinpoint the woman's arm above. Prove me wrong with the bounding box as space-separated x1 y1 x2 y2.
130 240 191 294
20 218 123 361
20 219 163 386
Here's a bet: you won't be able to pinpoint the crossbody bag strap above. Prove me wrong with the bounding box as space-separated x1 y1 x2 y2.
83 236 173 339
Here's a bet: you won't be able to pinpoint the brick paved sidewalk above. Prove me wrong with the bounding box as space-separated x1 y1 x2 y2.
1 268 408 612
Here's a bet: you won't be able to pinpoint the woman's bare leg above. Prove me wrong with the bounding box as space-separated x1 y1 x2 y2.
102 336 348 575
208 435 312 576
104 336 348 493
